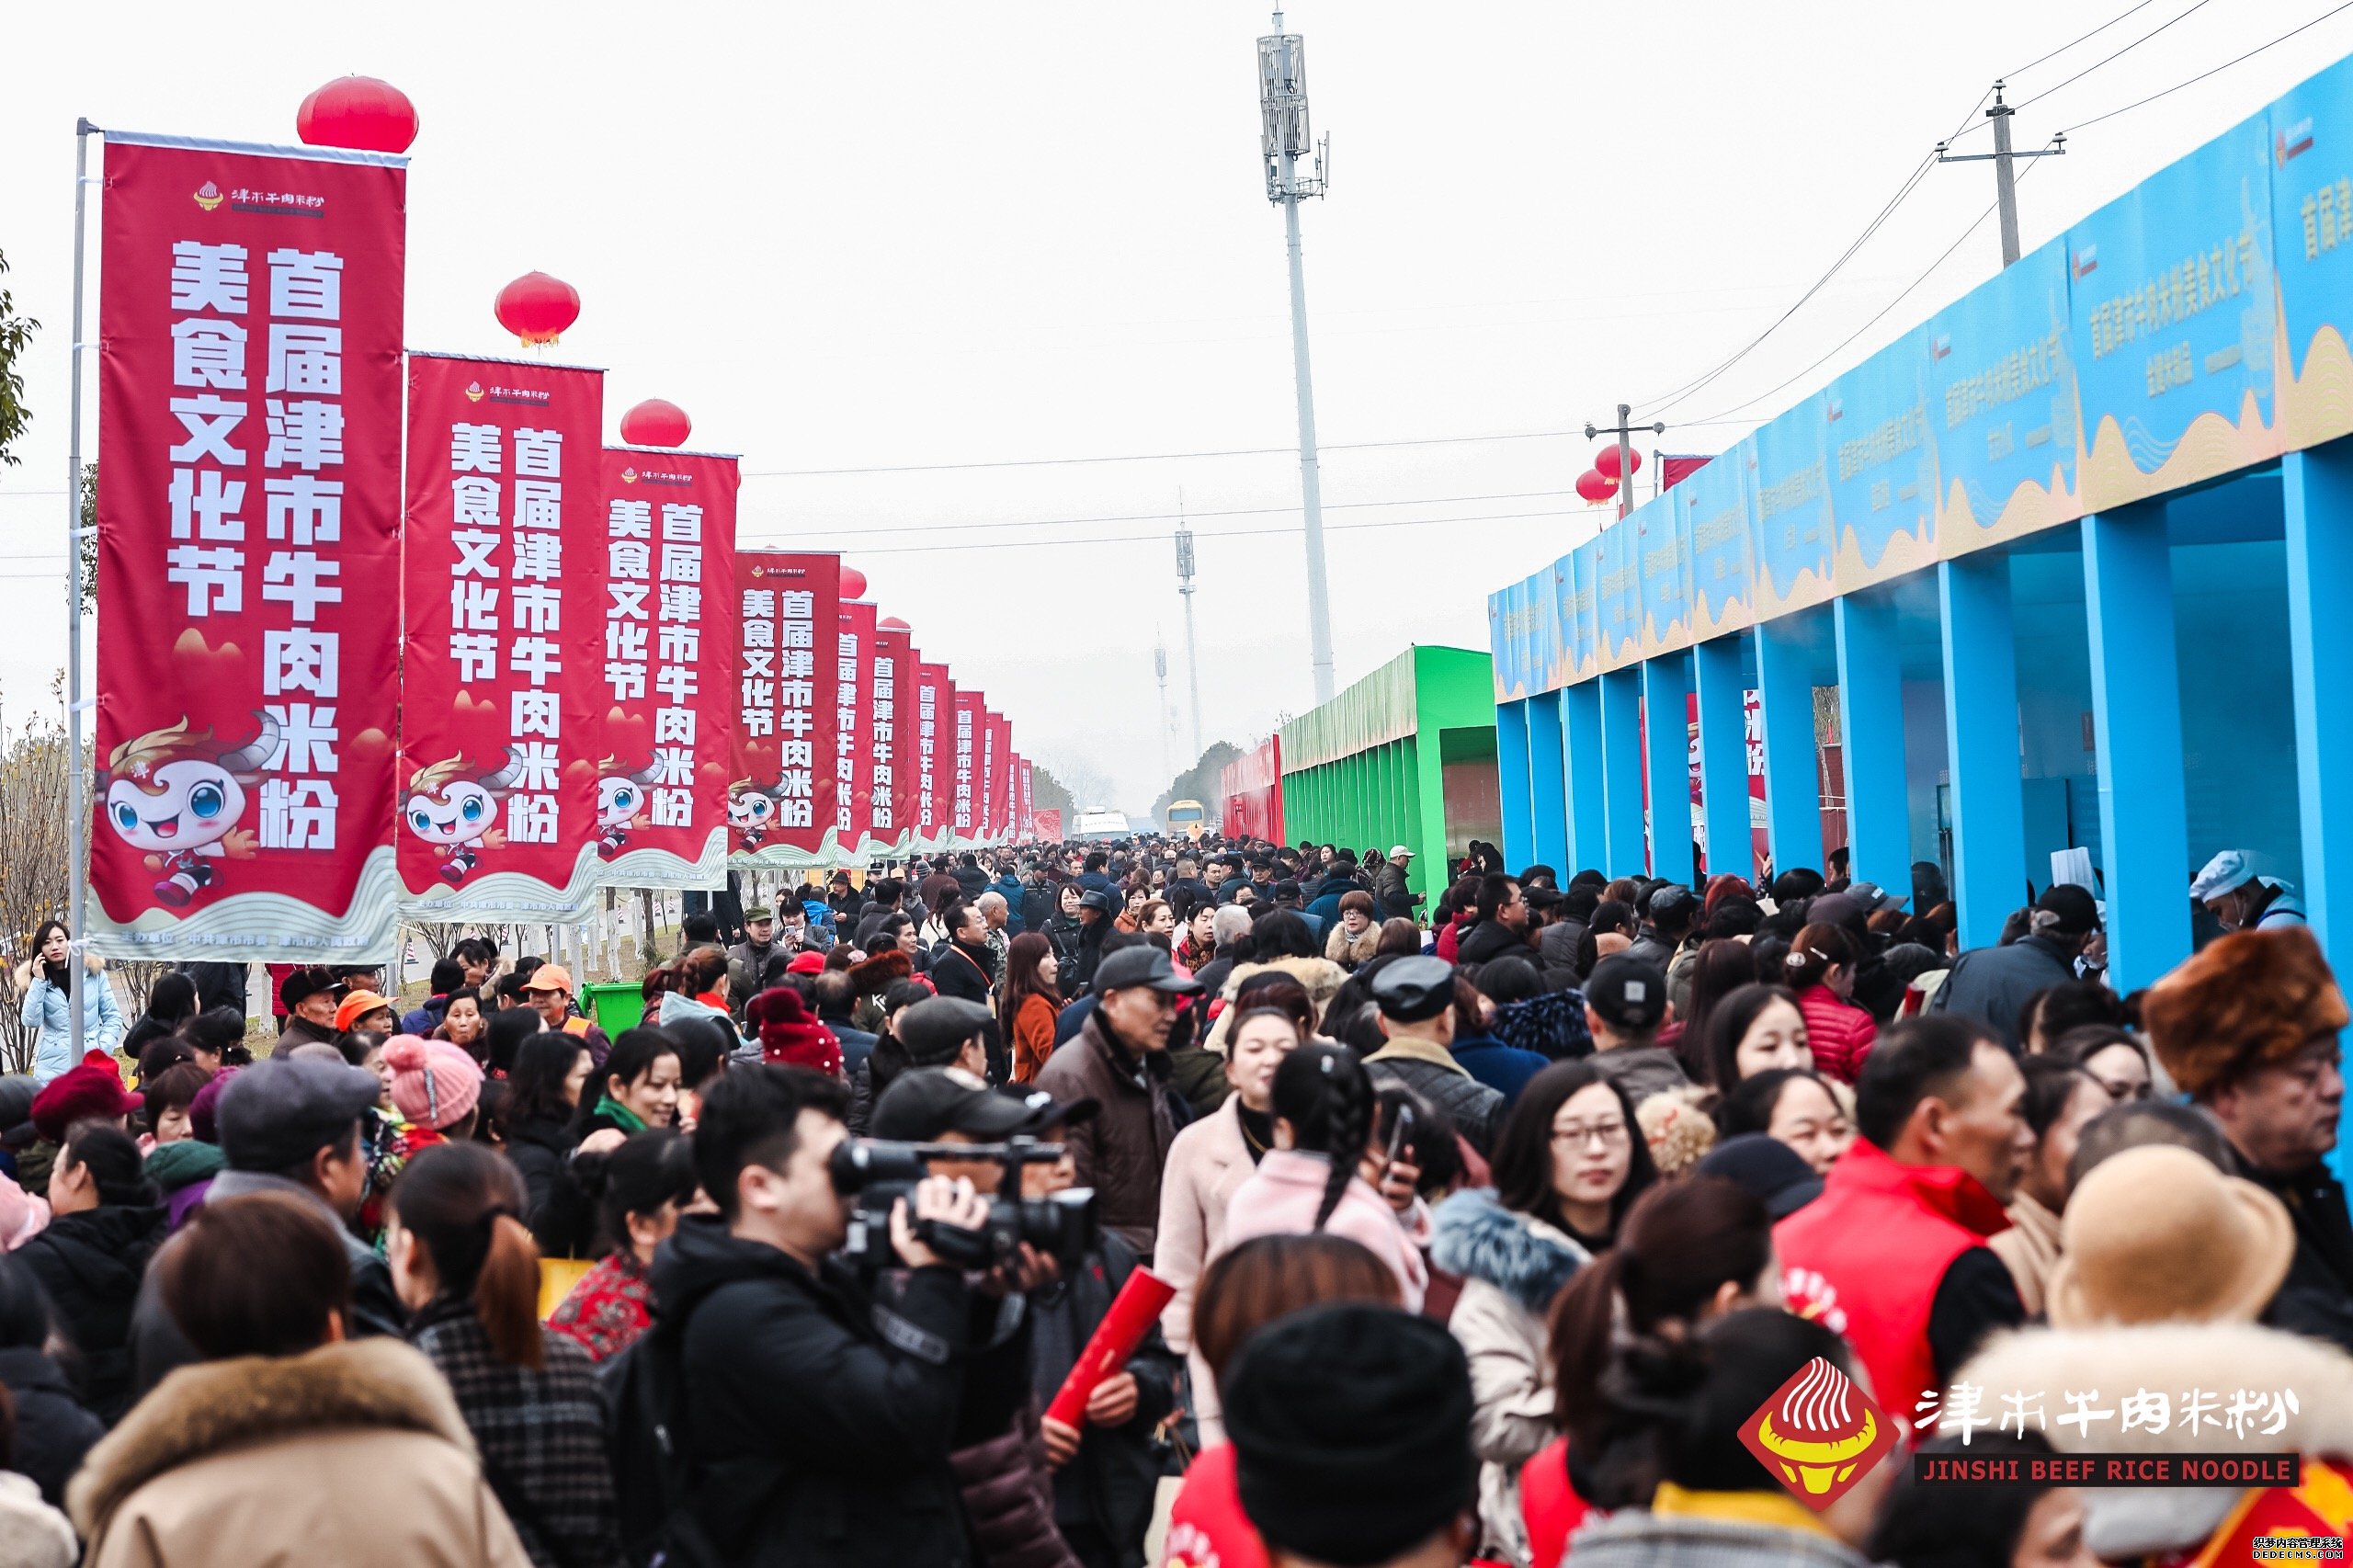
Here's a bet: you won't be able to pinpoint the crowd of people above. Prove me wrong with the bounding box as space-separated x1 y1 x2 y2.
0 832 2346 1566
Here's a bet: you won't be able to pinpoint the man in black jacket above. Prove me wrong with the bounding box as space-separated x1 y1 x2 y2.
651 1066 997 1568
1454 873 1532 969
1929 884 2100 1050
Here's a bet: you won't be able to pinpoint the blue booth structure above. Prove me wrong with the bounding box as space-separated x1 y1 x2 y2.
1486 51 2353 1003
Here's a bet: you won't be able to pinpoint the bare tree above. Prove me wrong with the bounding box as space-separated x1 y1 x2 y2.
1046 754 1115 815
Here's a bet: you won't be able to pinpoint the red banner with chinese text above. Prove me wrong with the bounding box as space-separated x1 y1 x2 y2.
835 601 876 858
1031 809 1063 844
1016 756 1034 843
398 354 604 920
596 447 737 887
952 691 984 844
983 710 1011 842
733 552 840 864
91 134 406 959
916 663 950 850
873 625 915 853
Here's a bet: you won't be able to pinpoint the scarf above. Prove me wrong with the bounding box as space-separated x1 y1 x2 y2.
591 1093 648 1134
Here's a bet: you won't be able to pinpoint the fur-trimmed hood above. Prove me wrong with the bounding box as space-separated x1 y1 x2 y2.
1430 1187 1589 1315
11 952 104 993
1958 1321 2353 1558
68 1337 475 1539
1201 956 1350 1055
847 947 913 995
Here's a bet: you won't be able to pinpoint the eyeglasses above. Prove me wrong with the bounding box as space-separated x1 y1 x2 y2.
1552 1120 1630 1148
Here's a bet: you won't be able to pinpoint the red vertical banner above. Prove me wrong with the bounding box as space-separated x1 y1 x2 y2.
733 552 840 865
834 601 875 860
91 135 406 959
952 691 983 845
596 448 737 886
1017 756 1034 843
397 355 604 920
872 624 914 856
983 711 1009 842
916 663 949 852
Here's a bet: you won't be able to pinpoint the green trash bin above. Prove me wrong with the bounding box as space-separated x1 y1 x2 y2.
582 981 645 1036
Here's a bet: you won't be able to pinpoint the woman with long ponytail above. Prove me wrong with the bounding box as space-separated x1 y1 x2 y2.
1218 1040 1427 1310
388 1142 622 1568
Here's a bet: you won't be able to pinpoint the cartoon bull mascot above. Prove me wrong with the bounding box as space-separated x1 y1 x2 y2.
597 756 662 858
100 713 278 908
727 776 788 852
404 749 528 885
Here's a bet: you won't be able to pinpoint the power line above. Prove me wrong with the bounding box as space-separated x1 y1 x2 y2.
2006 0 2163 79
817 503 1605 558
2012 0 2215 111
1683 149 2057 428
739 426 1583 478
2058 0 2353 132
736 487 1579 545
1631 85 2007 420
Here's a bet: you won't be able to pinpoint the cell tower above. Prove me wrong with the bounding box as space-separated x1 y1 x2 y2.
1154 640 1174 786
1257 10 1336 706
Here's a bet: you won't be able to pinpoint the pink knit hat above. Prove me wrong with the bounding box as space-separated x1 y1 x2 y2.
382 1036 484 1131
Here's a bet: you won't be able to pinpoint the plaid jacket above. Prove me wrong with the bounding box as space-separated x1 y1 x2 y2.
410 1300 623 1568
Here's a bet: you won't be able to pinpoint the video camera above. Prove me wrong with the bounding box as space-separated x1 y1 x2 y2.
829 1137 1097 1271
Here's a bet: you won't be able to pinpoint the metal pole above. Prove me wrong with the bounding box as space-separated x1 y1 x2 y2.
1990 93 2021 268
1280 153 1336 706
65 119 94 1058
1182 590 1205 758
1615 403 1637 522
1154 644 1174 782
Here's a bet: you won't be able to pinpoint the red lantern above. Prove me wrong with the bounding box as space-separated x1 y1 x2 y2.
619 398 691 448
296 75 419 154
880 616 910 631
494 272 580 347
1575 469 1619 504
840 567 870 600
1594 445 1643 481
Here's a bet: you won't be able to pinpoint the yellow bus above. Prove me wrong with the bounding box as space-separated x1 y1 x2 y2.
1165 799 1207 841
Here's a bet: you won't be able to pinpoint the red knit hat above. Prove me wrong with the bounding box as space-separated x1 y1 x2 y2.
745 987 843 1075
30 1050 144 1144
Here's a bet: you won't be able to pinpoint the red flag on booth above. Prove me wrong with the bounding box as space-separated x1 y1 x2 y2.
91 134 407 959
835 601 876 858
595 447 737 886
984 711 1012 842
733 552 840 863
398 354 605 919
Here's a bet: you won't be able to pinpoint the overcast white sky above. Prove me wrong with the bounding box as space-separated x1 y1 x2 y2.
4 0 2349 812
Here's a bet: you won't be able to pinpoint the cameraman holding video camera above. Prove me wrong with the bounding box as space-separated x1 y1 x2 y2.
637 1063 1039 1568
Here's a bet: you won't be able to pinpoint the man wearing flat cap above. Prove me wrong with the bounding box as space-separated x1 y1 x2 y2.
2144 926 2353 1352
127 1055 405 1399
1362 955 1504 1155
1034 946 1198 1258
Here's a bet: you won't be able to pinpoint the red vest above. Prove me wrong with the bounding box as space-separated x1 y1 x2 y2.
1774 1140 2010 1430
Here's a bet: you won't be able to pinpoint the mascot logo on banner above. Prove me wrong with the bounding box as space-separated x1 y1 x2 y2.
402 749 528 885
99 713 278 908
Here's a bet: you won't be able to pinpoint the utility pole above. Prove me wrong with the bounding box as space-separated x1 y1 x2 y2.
1937 82 2064 267
1176 518 1205 760
1586 404 1666 521
1257 11 1336 705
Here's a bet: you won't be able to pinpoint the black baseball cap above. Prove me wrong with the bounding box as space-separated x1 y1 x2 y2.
2034 882 2101 936
1584 954 1669 1032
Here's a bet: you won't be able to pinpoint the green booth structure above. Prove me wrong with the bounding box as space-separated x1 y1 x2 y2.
1279 645 1501 911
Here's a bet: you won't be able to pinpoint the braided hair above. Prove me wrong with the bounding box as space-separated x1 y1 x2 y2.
1269 1041 1376 1232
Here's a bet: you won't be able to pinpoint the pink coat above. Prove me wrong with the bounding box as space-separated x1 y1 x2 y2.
1222 1150 1428 1312
1154 1096 1257 1354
